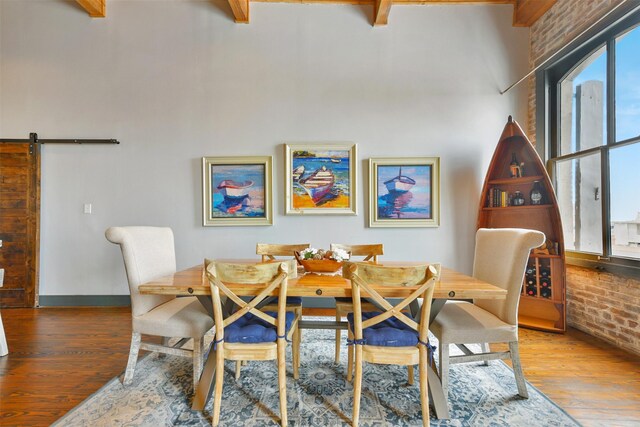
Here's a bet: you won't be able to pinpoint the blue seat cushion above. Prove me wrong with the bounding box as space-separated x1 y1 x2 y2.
225 311 295 344
347 312 419 347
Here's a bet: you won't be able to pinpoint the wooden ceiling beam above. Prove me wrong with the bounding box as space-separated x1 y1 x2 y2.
512 0 556 27
75 0 105 18
229 0 250 23
373 0 393 26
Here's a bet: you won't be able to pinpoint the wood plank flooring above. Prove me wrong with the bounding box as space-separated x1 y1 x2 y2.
0 307 638 426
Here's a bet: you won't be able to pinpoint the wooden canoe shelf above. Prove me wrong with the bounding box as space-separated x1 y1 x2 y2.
477 116 566 333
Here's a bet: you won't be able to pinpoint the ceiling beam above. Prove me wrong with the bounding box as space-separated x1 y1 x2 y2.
75 0 106 18
229 0 553 27
512 0 556 27
229 0 250 23
373 0 393 25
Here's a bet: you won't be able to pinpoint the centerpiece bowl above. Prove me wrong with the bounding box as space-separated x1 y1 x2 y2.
294 250 345 273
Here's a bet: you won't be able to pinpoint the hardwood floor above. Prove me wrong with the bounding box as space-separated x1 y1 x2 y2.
0 307 638 426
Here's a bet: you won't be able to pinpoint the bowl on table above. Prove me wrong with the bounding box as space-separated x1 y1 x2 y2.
294 251 344 273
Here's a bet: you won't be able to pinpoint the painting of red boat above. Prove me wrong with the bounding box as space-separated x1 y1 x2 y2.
210 164 265 218
299 166 335 204
217 179 254 200
286 143 356 214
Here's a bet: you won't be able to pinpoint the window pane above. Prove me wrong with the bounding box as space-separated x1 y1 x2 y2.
559 46 607 156
555 153 603 254
615 25 640 142
610 143 640 259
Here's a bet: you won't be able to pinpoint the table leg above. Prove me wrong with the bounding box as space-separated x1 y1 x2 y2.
410 298 450 419
427 363 450 419
192 344 217 411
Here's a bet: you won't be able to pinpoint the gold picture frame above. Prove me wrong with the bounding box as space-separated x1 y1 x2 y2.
202 156 273 226
284 143 357 215
369 157 440 228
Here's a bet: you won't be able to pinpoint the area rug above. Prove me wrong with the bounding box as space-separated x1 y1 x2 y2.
53 323 581 426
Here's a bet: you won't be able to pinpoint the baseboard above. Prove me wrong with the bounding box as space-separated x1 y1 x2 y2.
38 295 132 307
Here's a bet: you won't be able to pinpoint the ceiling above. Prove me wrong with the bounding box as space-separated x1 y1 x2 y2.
75 0 556 27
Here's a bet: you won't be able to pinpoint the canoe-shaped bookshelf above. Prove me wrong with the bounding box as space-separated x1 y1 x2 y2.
477 116 566 333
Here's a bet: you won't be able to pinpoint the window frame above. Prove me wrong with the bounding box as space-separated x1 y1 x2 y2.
537 7 640 279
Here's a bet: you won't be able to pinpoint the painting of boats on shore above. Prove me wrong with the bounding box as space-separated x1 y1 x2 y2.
202 156 273 226
369 157 440 228
285 143 357 215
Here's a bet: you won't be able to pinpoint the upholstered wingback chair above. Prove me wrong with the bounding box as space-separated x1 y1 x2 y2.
106 226 213 391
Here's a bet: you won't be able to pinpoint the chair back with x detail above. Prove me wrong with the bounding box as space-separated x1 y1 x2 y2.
206 261 298 427
346 262 438 427
330 243 383 262
254 243 308 379
330 243 384 365
256 243 311 262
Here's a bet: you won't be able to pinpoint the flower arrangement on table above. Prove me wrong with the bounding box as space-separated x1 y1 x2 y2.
295 248 350 273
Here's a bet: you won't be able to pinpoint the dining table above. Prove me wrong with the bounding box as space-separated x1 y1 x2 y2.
138 259 507 420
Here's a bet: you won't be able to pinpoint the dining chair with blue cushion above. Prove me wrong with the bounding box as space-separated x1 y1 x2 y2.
330 243 383 364
256 242 308 378
206 261 299 427
429 227 545 402
345 262 438 427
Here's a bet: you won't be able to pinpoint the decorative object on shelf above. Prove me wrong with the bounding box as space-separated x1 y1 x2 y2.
530 180 544 205
477 116 566 333
509 152 524 178
284 143 357 215
368 157 440 228
202 156 273 226
294 248 350 273
512 190 525 206
533 239 558 255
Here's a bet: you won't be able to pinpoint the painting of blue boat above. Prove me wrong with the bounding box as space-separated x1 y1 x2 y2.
210 164 266 218
377 165 432 219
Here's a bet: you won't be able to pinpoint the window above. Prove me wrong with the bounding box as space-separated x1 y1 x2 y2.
542 8 640 277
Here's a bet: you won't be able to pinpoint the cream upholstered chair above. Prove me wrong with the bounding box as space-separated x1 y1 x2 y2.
346 262 438 427
330 243 383 364
0 311 7 357
0 269 7 356
430 228 545 400
106 226 214 391
206 261 298 427
255 243 308 379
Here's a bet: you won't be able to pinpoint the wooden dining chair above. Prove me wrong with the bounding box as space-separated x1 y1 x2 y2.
206 261 299 427
255 243 309 379
105 226 214 392
329 243 383 364
346 262 438 427
430 228 545 401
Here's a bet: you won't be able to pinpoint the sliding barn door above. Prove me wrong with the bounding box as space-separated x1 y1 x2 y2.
0 142 40 307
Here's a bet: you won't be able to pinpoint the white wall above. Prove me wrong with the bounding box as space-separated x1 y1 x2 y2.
0 0 529 296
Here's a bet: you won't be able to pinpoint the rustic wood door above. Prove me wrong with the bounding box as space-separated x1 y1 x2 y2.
0 141 40 307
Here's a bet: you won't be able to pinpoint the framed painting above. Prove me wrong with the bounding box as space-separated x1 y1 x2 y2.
284 143 357 215
202 156 273 226
369 157 440 228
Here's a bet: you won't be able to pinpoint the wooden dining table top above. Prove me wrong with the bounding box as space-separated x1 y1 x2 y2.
138 260 507 300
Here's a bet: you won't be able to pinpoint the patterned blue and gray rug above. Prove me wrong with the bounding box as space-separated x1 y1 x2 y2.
54 324 581 426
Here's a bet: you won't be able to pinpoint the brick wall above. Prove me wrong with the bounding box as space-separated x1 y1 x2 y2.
528 0 640 356
567 266 640 355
